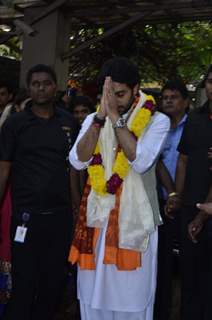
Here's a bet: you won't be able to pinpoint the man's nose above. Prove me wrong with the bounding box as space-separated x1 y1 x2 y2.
164 98 173 103
39 84 45 90
36 82 45 90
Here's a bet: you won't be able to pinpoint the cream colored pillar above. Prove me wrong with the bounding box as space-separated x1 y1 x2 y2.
20 7 70 89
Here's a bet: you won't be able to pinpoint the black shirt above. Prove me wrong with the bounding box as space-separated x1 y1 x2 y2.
178 101 212 205
0 103 78 215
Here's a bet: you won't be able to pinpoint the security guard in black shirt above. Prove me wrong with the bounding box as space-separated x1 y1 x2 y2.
0 64 79 320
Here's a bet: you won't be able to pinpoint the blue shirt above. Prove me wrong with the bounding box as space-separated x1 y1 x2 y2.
160 114 187 199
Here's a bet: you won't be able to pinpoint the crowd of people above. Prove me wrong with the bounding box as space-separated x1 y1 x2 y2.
0 58 211 320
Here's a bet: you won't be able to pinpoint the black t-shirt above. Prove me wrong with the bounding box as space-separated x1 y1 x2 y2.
0 103 78 216
178 102 212 205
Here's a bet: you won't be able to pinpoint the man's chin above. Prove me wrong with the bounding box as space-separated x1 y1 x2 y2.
118 106 127 115
162 107 174 115
35 99 52 106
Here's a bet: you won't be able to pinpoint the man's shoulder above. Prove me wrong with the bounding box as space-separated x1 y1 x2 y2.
55 106 75 124
2 109 28 128
144 111 170 133
186 106 207 122
152 110 170 125
80 112 96 127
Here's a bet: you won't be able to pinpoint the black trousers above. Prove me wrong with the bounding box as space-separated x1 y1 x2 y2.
3 211 72 320
180 205 212 320
154 199 180 320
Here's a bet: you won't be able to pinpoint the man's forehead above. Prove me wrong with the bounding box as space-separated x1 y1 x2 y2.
111 81 129 92
162 89 182 96
30 72 54 82
0 86 9 94
74 104 89 111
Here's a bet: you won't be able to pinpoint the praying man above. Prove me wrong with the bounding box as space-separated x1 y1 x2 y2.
69 57 170 320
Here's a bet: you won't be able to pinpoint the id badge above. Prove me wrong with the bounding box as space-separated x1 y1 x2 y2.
14 226 27 243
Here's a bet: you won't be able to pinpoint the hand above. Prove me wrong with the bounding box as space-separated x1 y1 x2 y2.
98 90 107 119
197 202 212 215
104 77 119 122
164 195 182 219
188 213 205 243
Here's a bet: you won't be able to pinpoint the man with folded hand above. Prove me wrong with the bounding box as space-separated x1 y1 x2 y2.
68 57 170 320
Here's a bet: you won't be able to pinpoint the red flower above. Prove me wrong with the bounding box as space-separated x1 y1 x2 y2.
91 153 102 165
144 100 155 114
106 173 123 194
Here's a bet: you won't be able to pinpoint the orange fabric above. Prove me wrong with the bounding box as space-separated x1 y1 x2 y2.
69 183 141 271
69 246 95 270
70 183 94 254
103 186 141 270
69 228 100 270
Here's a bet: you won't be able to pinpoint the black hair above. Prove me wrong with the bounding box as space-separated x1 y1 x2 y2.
201 64 212 88
71 95 95 113
0 80 14 94
161 79 189 99
97 57 140 93
26 64 57 86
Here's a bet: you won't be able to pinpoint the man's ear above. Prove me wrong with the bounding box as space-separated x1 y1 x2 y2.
133 84 139 96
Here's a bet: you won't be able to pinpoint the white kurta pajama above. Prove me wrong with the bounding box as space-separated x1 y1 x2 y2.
69 105 170 320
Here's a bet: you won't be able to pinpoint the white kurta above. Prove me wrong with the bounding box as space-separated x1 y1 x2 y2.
78 229 157 320
69 110 170 319
78 224 158 315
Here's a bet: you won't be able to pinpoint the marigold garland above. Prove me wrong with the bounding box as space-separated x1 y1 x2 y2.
87 94 156 195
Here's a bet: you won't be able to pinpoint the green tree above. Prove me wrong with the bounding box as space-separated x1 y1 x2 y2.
68 21 212 84
0 36 21 60
1 19 212 84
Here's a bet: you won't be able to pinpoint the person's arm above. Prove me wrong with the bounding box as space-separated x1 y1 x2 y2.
175 153 188 195
197 202 212 215
156 159 180 219
129 112 170 174
165 153 187 215
156 159 175 194
0 161 11 204
76 122 102 162
165 114 191 215
77 77 138 163
69 114 96 170
113 126 138 161
188 185 212 243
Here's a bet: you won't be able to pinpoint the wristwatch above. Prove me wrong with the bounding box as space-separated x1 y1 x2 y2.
112 117 126 129
93 114 106 127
